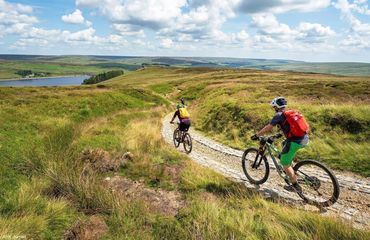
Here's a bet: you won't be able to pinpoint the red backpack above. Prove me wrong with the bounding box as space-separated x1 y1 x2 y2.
283 110 310 138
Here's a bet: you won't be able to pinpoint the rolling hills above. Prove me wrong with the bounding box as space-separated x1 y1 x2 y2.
1 55 369 80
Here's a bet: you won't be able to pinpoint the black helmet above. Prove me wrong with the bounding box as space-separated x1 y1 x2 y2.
180 97 185 105
271 97 287 109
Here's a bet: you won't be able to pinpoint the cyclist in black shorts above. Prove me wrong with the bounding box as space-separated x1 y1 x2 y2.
170 98 191 132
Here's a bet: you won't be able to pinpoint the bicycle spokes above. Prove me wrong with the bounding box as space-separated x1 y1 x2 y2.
294 161 339 207
242 148 270 185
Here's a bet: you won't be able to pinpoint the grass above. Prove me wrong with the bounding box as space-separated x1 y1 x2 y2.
0 66 368 238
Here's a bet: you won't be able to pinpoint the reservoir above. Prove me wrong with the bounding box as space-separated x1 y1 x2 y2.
0 75 89 87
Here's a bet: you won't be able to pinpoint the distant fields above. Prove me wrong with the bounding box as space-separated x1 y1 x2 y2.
0 55 142 80
272 62 370 76
0 55 369 80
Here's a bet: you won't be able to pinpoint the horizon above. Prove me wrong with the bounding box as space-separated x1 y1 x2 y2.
1 0 370 62
1 53 370 64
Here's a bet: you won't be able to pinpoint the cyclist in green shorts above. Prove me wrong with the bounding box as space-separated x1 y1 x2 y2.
251 97 309 193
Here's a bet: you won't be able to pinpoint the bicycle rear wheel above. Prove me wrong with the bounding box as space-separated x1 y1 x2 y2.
183 133 192 153
242 148 269 185
294 160 340 207
173 129 181 148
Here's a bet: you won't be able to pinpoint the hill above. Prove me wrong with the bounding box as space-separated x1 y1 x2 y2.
1 55 369 80
0 67 369 238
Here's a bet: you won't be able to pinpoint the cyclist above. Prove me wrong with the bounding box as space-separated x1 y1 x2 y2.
170 98 191 133
251 97 309 193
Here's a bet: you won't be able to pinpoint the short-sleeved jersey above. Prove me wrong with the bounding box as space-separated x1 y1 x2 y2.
271 111 309 145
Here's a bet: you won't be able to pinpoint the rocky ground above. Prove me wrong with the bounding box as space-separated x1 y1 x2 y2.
162 114 370 229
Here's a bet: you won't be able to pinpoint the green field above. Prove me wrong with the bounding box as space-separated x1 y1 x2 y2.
1 55 370 80
0 67 369 238
0 56 142 80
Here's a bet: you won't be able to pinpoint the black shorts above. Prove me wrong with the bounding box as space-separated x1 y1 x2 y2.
179 119 191 132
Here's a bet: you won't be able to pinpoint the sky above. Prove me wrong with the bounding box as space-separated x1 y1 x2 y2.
1 0 370 62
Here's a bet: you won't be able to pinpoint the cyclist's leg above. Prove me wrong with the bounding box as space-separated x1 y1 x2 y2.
179 122 186 141
184 119 190 132
281 141 303 183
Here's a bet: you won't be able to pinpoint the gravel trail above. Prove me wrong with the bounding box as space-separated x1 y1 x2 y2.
161 114 370 229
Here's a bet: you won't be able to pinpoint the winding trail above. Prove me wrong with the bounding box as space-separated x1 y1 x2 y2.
161 114 370 229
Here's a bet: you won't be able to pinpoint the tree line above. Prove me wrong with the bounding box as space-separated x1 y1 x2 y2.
83 70 124 85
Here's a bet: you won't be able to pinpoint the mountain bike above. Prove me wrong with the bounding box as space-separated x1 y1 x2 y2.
242 134 340 207
172 122 192 154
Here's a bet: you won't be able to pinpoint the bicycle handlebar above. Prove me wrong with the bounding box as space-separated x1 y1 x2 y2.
257 133 283 144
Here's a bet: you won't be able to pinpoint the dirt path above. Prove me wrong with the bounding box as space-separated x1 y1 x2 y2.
161 114 370 229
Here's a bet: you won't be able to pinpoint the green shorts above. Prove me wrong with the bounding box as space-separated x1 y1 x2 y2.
280 141 305 166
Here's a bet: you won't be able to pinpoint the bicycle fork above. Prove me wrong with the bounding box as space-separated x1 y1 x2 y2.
252 146 265 169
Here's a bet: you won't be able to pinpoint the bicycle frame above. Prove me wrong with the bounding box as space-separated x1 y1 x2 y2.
261 141 288 180
174 122 187 142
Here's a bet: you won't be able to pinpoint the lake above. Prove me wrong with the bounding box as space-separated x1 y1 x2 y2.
0 75 89 87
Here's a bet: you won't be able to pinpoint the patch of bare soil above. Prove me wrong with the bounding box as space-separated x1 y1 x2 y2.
80 149 133 173
106 176 184 216
64 215 108 240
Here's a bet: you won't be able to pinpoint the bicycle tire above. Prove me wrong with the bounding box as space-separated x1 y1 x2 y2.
183 133 192 154
294 159 340 207
173 129 181 148
242 148 270 185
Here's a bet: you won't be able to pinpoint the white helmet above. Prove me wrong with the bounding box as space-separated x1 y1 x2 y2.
271 97 287 109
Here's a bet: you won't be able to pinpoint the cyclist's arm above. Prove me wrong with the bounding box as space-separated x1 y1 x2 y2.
170 110 179 123
256 124 274 137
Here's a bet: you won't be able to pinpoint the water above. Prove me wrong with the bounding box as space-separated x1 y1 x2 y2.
0 75 89 87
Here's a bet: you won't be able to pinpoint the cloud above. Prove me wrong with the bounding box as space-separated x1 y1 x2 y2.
160 38 174 48
340 35 370 49
112 24 146 38
76 0 187 29
0 0 38 37
297 22 335 42
334 0 370 49
62 9 92 26
237 0 331 14
251 13 335 52
11 26 128 51
251 13 296 38
12 38 49 49
158 0 238 45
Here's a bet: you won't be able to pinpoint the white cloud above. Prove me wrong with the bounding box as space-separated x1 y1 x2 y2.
11 26 128 51
297 22 335 42
112 24 146 38
0 0 38 37
12 38 49 48
157 0 238 45
160 38 174 48
77 0 187 29
251 13 335 53
341 35 370 48
62 9 92 26
251 13 296 38
334 0 370 49
237 0 331 14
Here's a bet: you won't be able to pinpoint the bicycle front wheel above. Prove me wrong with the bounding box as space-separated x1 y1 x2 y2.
183 133 192 154
173 129 181 148
242 148 269 185
294 160 340 207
